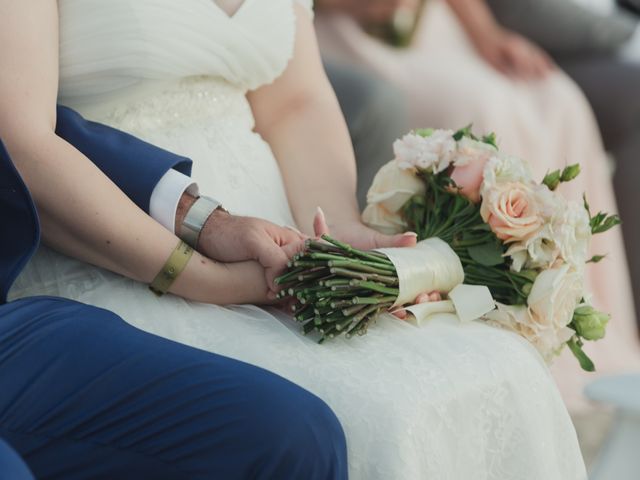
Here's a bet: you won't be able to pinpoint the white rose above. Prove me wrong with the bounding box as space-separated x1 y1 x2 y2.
362 160 426 234
393 129 456 173
528 264 584 333
506 224 559 272
481 155 534 195
484 303 575 362
552 200 591 268
452 137 498 167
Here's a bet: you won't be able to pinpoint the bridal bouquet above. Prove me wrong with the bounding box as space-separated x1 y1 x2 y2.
277 126 619 371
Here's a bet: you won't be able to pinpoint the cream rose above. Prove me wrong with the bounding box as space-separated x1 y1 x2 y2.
481 155 533 194
553 200 591 268
480 182 548 243
362 160 426 234
452 137 498 168
506 224 559 272
485 303 575 362
393 130 456 173
528 264 584 333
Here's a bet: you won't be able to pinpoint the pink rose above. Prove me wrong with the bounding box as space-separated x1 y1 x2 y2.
450 157 489 204
480 182 545 243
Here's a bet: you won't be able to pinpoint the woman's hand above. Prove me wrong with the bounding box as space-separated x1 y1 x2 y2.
474 28 555 79
312 207 417 250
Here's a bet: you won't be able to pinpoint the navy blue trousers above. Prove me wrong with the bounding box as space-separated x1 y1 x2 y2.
0 297 347 479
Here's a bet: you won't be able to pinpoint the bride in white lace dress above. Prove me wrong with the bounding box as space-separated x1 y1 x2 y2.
4 0 586 478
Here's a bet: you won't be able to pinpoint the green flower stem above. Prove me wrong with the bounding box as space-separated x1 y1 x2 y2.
352 295 397 305
349 280 400 296
302 318 318 335
275 268 306 285
346 306 382 338
321 279 352 287
342 304 367 317
328 260 395 274
305 240 344 254
320 234 393 265
330 299 356 310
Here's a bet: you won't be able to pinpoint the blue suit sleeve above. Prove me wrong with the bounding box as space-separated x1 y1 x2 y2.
55 105 193 213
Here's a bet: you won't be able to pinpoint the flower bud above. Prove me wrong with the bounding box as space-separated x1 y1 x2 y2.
543 170 561 190
561 164 581 182
572 305 609 341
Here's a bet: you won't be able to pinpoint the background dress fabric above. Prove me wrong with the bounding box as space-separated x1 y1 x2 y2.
314 0 640 411
10 0 586 478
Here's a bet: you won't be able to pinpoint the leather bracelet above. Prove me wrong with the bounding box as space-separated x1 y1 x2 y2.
149 240 194 296
180 196 222 248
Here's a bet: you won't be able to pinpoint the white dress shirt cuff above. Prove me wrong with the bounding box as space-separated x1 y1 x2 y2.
150 168 200 233
620 26 640 63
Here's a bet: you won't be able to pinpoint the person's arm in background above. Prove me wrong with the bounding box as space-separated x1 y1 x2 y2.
445 0 555 79
0 0 280 305
485 0 638 60
249 4 417 250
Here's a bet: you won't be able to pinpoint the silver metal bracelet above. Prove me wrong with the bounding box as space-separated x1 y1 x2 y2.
180 196 222 248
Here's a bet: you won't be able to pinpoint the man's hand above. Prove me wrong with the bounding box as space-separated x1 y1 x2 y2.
317 0 419 25
176 193 305 292
198 210 306 292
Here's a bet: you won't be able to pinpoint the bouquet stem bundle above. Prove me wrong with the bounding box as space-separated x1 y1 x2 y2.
276 235 399 343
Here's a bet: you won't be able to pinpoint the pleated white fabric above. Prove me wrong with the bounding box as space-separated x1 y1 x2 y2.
12 1 588 477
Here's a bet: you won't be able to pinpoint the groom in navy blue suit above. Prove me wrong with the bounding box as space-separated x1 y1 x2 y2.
0 107 347 479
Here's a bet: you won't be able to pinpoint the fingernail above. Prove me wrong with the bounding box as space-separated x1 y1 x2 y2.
316 206 326 221
402 232 418 237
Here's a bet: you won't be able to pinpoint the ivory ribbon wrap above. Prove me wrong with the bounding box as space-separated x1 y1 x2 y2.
376 238 464 307
376 238 496 325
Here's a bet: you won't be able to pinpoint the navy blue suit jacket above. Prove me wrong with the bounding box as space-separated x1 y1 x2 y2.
0 106 192 303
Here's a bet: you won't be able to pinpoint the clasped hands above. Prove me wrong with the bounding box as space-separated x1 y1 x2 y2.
196 207 436 313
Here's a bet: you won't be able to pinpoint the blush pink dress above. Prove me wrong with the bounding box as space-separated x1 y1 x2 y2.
316 0 640 411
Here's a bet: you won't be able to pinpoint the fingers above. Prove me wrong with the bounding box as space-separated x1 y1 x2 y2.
374 231 418 249
313 206 331 238
392 309 408 320
258 241 291 291
265 239 307 292
281 239 307 259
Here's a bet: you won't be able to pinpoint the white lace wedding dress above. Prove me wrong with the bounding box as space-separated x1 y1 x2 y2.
9 0 587 478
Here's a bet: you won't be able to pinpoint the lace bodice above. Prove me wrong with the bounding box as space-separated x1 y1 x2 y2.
57 0 312 107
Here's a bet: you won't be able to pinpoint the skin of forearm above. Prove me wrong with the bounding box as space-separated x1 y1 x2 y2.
0 0 270 306
5 133 269 305
260 94 360 236
249 6 361 236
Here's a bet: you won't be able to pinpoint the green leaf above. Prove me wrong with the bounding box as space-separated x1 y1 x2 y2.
482 132 498 149
453 124 477 141
414 128 434 138
587 254 607 264
591 213 622 234
560 164 581 182
467 241 505 267
583 194 591 217
542 170 561 190
567 337 595 372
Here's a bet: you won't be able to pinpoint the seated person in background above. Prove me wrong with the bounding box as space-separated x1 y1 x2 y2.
485 0 640 332
314 0 640 411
